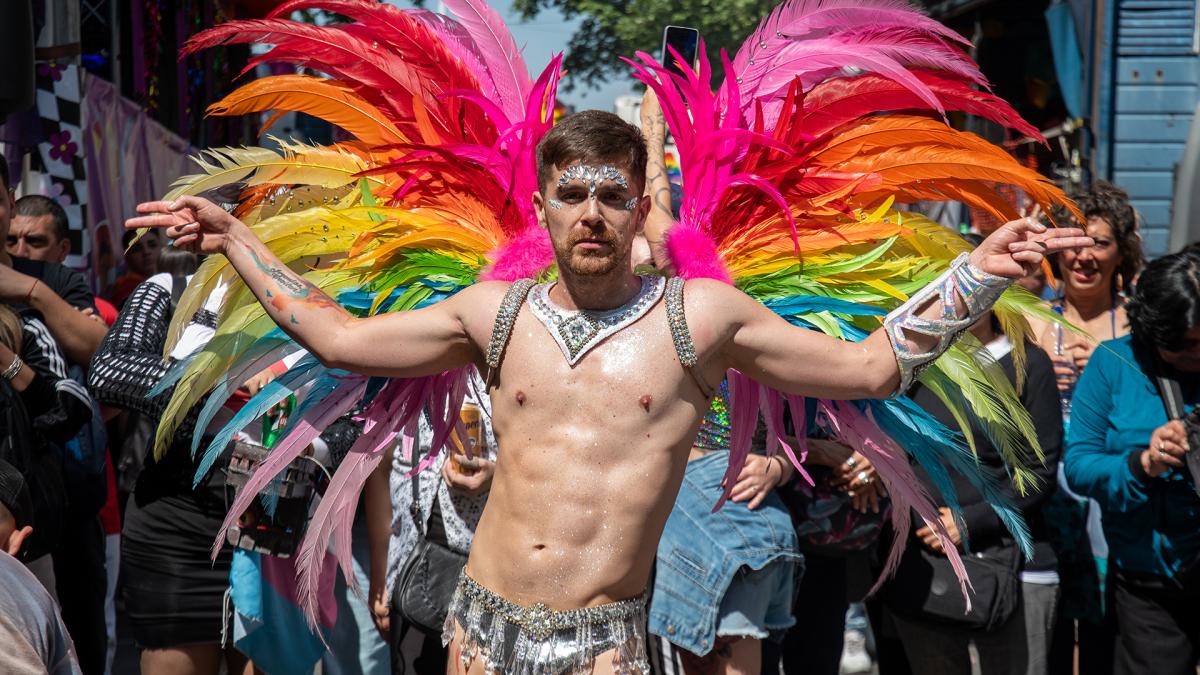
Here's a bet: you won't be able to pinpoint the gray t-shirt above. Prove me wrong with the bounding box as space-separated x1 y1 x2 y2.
0 552 80 675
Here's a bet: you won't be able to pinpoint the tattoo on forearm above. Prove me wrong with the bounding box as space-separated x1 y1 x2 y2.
267 267 307 296
247 245 341 323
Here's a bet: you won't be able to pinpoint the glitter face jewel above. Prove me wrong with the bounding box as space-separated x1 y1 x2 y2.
557 164 630 194
553 165 638 212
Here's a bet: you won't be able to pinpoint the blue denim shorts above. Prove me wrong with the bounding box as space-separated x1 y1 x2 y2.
650 451 802 654
716 558 798 639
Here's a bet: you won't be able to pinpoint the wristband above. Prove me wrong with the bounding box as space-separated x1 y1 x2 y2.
883 253 1012 395
23 278 38 305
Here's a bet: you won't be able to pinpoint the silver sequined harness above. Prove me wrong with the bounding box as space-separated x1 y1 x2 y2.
527 275 665 365
443 572 650 675
484 275 712 397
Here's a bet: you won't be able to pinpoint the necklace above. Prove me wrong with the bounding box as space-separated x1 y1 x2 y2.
528 275 665 365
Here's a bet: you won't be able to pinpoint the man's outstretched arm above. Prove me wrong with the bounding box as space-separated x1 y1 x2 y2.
710 217 1092 399
127 196 479 378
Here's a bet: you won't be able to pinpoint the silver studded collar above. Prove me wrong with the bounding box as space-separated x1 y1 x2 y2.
527 275 665 365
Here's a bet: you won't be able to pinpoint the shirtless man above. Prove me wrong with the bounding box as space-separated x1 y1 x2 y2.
129 111 1090 674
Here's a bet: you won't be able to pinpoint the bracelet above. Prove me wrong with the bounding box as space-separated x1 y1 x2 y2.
24 278 38 305
769 455 788 482
1 354 23 381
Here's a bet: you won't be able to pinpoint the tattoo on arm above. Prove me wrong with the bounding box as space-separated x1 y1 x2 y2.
247 246 343 323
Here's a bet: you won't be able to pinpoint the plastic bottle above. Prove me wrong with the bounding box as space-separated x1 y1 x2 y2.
1052 306 1077 431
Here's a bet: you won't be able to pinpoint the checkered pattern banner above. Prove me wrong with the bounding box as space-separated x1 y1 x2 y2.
31 61 89 270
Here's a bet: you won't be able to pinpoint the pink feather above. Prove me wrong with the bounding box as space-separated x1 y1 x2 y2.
294 370 471 625
482 225 554 281
713 370 761 511
440 0 533 125
408 9 498 103
665 224 732 283
732 0 970 86
211 377 368 559
819 400 972 606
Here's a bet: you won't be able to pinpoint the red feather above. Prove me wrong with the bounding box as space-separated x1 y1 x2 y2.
802 70 1044 142
184 20 422 122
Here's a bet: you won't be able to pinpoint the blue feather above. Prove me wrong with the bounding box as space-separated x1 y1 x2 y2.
189 337 299 455
192 354 327 486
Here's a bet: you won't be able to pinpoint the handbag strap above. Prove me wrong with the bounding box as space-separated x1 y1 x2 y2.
407 436 449 539
409 457 427 538
1156 371 1187 421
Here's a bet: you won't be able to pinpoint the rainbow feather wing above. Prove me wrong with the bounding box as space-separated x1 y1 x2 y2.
146 0 560 629
632 0 1076 592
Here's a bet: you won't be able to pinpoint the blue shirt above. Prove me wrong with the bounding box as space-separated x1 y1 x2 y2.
1063 335 1200 578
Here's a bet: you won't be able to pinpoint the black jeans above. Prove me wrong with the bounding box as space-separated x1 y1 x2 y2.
764 553 848 675
53 516 107 675
1113 571 1200 675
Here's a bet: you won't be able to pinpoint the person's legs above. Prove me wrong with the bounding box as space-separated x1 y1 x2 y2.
889 611 972 675
54 516 108 674
1018 582 1058 675
781 554 847 675
140 644 222 675
103 532 120 674
1112 577 1194 675
677 636 756 675
971 591 1028 675
683 560 792 675
323 518 391 675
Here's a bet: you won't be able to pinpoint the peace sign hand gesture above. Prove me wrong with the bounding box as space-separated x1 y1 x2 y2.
968 217 1093 279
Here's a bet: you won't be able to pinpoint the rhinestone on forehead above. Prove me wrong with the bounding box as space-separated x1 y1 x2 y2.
557 164 629 196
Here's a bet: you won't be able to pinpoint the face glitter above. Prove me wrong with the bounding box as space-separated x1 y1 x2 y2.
557 164 630 195
547 199 565 210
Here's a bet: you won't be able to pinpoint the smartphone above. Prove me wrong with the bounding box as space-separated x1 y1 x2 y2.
661 25 700 78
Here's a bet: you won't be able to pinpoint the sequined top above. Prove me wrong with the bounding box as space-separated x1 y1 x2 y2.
693 379 731 451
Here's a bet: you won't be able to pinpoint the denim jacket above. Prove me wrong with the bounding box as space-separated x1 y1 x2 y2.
649 450 801 655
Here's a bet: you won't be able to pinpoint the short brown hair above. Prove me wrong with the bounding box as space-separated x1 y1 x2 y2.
536 110 647 192
15 195 69 242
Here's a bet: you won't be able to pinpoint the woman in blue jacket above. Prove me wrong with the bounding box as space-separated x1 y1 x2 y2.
1064 247 1200 675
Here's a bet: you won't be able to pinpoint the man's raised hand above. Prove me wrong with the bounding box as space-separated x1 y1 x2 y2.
969 217 1093 279
126 195 244 256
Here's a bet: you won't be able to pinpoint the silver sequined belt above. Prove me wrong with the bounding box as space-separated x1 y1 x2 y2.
455 572 647 641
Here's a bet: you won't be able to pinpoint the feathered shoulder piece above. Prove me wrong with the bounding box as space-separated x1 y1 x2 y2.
628 0 1079 598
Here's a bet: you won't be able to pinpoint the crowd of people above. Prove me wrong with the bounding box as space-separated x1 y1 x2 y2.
0 117 1198 675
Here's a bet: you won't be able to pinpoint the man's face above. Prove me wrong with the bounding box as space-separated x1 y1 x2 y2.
7 214 68 263
534 162 647 278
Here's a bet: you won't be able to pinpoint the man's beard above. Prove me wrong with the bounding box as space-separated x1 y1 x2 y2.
554 233 627 277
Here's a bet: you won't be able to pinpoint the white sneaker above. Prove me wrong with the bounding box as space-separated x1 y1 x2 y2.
839 629 872 674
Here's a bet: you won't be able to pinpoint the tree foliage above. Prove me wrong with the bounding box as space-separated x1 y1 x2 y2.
512 0 780 90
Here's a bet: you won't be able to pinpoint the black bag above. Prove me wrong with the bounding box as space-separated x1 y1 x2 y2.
394 466 467 635
886 538 1021 632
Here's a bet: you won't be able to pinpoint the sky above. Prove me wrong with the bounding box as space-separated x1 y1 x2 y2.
384 0 636 111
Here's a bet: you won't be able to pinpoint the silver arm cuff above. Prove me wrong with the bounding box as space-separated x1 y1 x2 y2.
883 253 1012 396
